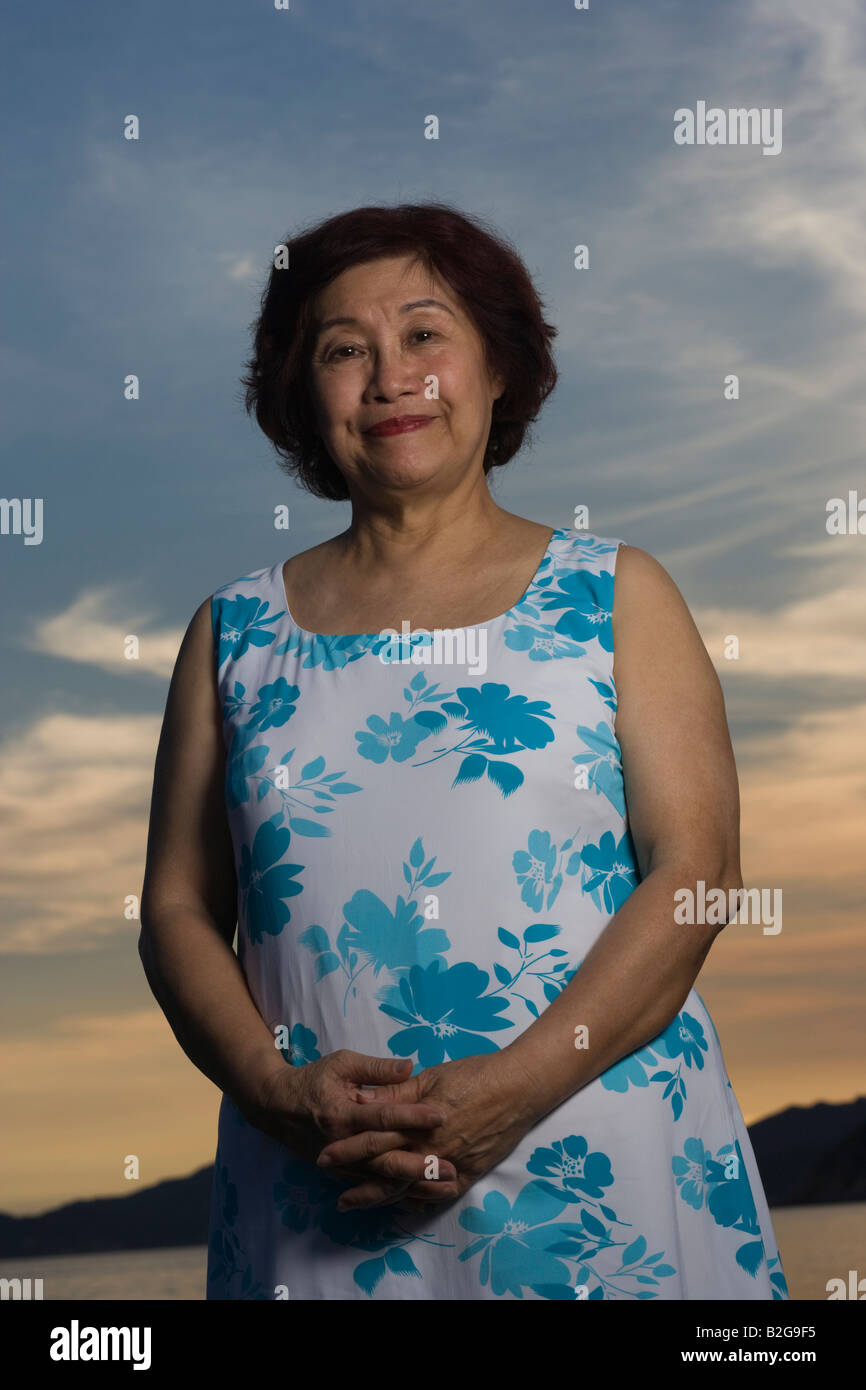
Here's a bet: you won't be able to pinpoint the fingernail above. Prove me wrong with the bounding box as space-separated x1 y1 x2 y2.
317 1153 332 1166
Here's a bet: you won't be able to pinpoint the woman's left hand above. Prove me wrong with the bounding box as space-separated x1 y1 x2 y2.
315 1048 541 1210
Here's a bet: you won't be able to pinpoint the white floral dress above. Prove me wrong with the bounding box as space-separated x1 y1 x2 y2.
205 527 788 1301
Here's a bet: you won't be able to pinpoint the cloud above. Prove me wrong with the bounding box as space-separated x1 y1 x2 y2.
737 698 866 887
0 713 162 954
693 548 866 680
218 252 260 282
21 587 182 680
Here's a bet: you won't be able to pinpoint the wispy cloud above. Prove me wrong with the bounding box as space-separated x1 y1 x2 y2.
22 588 182 679
693 548 866 680
0 713 160 954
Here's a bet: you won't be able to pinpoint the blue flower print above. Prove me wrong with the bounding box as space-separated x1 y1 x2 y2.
572 720 626 816
656 1010 708 1071
578 829 639 913
341 888 451 976
568 534 621 561
355 711 432 764
208 1161 269 1299
238 818 305 944
412 682 556 799
527 1135 615 1199
271 1156 458 1295
225 727 271 809
301 839 453 1014
213 592 285 668
239 751 362 838
272 1160 453 1296
598 1044 660 1094
512 830 557 911
317 1202 407 1252
503 622 587 663
275 628 376 670
706 1141 759 1233
273 1158 340 1234
458 1183 573 1298
460 1138 678 1300
673 1138 778 1281
597 1010 707 1122
673 1137 722 1210
537 569 615 652
317 1203 450 1296
448 683 556 755
280 1023 321 1067
381 960 513 1067
246 677 300 732
494 923 574 1016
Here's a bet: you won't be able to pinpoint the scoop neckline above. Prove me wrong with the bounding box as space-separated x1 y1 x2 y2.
272 525 565 641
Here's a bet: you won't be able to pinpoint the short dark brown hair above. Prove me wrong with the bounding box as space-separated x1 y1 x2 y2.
241 201 559 501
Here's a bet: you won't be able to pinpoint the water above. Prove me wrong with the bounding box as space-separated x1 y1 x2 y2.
0 1245 207 1300
2 1204 862 1300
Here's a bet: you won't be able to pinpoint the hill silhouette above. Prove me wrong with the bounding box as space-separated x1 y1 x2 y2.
1 1096 863 1258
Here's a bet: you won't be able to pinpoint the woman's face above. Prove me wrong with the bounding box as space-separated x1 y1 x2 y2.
305 253 504 502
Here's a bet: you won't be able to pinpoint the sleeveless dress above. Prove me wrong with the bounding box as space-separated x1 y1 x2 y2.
205 526 789 1301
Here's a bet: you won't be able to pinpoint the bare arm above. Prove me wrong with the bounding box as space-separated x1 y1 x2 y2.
501 542 743 1114
138 596 286 1123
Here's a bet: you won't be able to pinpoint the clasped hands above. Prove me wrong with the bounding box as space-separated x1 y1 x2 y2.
260 1046 541 1213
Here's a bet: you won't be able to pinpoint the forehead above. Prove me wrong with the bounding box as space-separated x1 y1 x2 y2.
311 254 462 329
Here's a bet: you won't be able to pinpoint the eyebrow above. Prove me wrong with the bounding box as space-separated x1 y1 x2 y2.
314 298 457 338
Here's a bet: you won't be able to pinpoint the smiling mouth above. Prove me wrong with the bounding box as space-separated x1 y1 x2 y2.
365 416 437 437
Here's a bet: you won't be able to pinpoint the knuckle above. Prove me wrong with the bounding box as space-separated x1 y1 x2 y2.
380 1150 400 1179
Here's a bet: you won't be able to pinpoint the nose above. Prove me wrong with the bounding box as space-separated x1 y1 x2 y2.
364 340 424 401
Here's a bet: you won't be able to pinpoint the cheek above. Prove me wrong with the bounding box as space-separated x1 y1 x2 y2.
316 380 359 430
433 356 490 410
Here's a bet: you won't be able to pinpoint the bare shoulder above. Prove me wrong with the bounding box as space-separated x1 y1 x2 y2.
175 594 218 679
613 543 686 612
153 595 223 760
612 543 724 705
613 544 702 638
608 547 740 883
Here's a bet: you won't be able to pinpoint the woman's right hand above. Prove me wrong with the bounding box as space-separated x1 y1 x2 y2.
253 1050 460 1209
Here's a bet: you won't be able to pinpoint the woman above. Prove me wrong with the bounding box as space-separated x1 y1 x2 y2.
140 202 789 1301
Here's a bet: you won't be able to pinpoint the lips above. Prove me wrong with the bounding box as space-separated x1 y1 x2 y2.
365 416 436 437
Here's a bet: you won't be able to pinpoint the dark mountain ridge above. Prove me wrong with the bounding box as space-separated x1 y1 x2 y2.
2 1096 864 1259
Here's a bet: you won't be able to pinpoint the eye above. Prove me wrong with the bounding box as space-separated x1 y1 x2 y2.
324 327 439 362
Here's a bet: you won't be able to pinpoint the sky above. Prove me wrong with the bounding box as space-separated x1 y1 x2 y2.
1 0 864 1214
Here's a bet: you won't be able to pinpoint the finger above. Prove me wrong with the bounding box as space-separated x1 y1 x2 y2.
338 1177 459 1211
401 1177 459 1202
327 1161 412 1194
341 1054 415 1089
318 1131 456 1180
353 1077 425 1105
342 1100 444 1132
